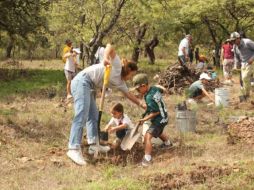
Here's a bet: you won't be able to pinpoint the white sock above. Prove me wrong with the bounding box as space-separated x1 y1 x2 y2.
164 140 171 146
144 154 152 161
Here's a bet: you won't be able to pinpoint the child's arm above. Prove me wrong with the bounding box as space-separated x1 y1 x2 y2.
63 52 71 59
104 117 115 132
139 112 160 124
104 123 112 132
108 123 127 133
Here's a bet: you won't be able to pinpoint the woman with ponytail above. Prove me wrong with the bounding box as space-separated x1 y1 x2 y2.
67 43 146 165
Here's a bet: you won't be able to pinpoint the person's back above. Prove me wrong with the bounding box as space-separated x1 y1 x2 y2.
178 38 189 56
222 43 234 59
178 35 192 65
188 80 203 97
144 86 168 124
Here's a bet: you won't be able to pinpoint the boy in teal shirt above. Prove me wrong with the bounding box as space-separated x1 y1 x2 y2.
133 73 172 166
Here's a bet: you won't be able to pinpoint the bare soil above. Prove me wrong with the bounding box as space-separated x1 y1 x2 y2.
1 60 254 189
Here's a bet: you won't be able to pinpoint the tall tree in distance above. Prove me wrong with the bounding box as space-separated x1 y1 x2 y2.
0 0 49 58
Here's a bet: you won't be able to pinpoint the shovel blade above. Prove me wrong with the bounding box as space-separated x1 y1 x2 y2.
121 131 141 151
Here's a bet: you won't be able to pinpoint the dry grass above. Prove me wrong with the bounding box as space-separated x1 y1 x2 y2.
0 60 254 189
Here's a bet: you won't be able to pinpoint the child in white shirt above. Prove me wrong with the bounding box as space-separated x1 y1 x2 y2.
104 103 133 149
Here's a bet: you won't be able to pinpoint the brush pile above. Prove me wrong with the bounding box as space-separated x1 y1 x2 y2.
158 64 221 94
227 117 254 144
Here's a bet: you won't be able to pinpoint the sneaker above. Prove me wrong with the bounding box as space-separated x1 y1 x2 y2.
67 149 86 166
160 141 173 149
88 144 110 155
141 157 152 167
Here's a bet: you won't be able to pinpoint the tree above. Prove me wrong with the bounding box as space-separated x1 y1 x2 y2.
0 0 49 58
131 23 147 62
145 35 159 64
172 0 254 66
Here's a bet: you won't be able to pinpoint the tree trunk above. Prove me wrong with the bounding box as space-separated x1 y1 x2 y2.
214 43 221 67
6 41 14 58
131 24 147 62
202 17 221 67
145 35 159 64
55 44 60 59
83 0 126 66
79 42 85 68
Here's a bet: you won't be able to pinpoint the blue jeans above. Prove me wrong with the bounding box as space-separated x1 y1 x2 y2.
68 73 98 149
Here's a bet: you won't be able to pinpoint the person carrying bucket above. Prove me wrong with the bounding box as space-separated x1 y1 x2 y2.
66 43 146 166
187 73 215 104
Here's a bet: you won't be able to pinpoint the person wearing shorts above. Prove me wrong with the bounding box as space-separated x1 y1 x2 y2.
63 48 81 99
103 103 134 149
221 39 234 83
132 73 172 166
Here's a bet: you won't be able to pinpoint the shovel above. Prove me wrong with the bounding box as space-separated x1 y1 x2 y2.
94 65 111 157
120 122 142 151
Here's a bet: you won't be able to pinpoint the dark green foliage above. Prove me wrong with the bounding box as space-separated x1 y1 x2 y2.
0 0 49 37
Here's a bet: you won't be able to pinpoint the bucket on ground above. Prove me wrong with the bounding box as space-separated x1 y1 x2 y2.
175 110 196 133
215 88 229 107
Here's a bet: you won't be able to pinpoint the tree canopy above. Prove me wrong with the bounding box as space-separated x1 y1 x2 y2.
1 0 254 63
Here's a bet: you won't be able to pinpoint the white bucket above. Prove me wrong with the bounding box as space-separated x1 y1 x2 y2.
175 110 196 133
215 88 229 107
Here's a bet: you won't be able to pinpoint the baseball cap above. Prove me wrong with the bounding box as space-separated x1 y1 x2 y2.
199 73 211 80
230 32 240 40
73 48 81 54
132 73 148 89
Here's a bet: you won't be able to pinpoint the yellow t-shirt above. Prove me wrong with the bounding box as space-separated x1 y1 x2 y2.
62 45 71 63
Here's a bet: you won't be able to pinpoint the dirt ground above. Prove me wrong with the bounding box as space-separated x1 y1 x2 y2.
1 60 254 189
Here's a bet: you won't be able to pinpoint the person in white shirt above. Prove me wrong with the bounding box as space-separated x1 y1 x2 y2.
63 48 81 99
94 46 105 64
104 103 134 149
178 34 192 66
